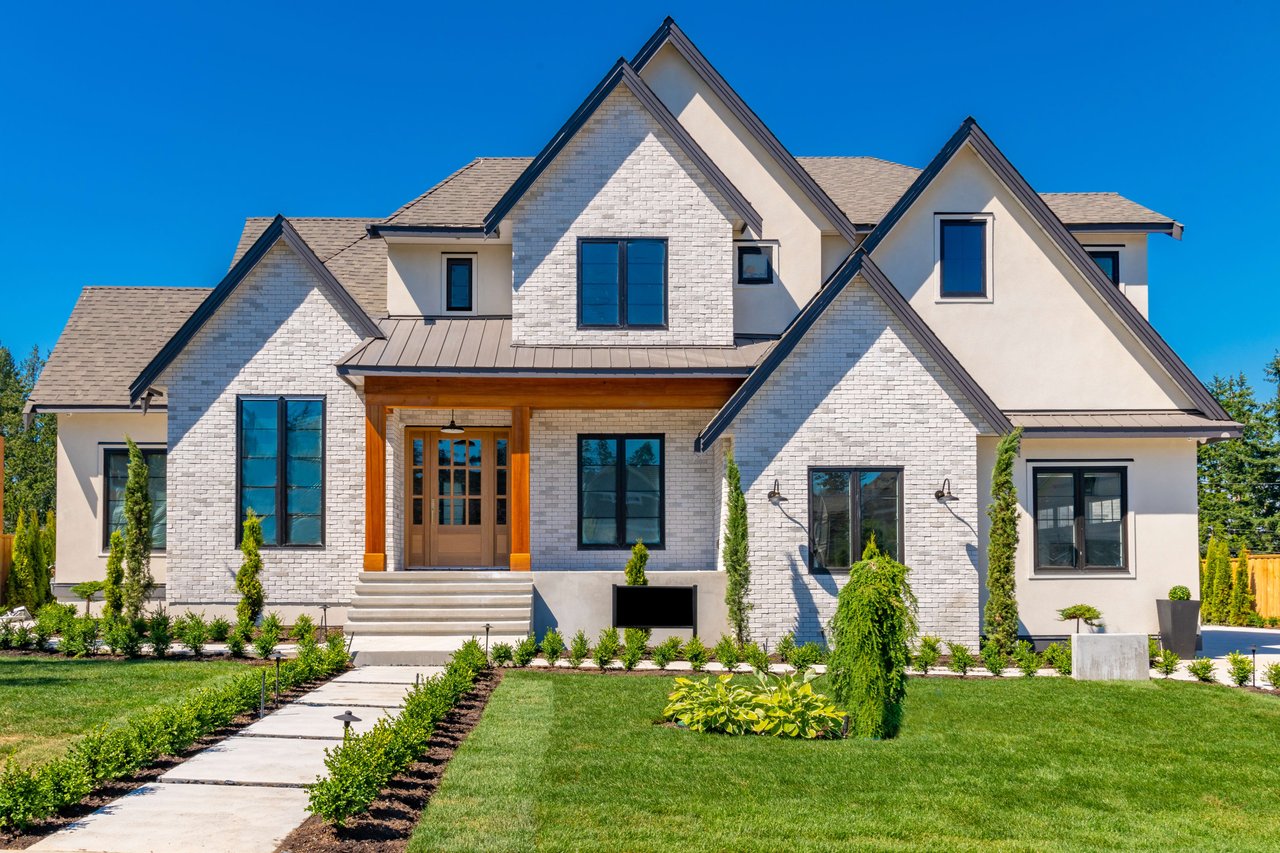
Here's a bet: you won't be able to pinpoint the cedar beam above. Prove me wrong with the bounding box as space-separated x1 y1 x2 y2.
363 376 741 410
509 406 531 571
364 403 387 571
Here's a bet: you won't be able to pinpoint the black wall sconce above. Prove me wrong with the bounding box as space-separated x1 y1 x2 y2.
934 478 958 502
767 479 787 505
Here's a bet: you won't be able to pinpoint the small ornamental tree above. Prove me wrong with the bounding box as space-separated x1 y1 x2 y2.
236 510 266 626
624 540 649 586
121 437 155 619
1228 548 1257 626
984 428 1023 654
103 530 125 619
828 536 918 740
723 447 751 644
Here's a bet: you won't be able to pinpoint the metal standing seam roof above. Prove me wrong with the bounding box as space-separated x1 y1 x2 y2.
337 317 776 375
1008 410 1242 437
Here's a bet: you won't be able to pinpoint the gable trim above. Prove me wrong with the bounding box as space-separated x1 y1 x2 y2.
631 18 861 245
483 59 762 236
861 118 1227 421
694 251 1011 452
128 216 384 403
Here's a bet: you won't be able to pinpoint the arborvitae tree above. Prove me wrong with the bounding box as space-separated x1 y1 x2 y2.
6 508 48 612
1202 538 1232 624
984 428 1023 654
828 536 917 739
722 447 751 644
236 510 266 625
103 530 125 619
624 540 649 586
121 437 155 619
1228 548 1257 626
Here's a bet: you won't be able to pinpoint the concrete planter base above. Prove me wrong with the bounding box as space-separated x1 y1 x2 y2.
1071 633 1149 681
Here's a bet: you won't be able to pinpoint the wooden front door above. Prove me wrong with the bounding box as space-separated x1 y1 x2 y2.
404 429 510 567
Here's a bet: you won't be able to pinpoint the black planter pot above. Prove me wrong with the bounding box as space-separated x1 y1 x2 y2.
1156 599 1201 659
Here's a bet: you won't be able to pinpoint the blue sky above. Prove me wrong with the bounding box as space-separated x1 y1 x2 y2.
1 1 1277 387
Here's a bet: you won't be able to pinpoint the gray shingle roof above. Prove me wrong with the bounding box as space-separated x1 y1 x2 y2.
382 159 533 228
28 286 212 410
338 317 775 375
232 217 387 317
795 157 922 227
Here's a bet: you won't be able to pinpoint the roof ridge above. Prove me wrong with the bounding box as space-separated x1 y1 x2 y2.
797 155 919 169
81 285 213 292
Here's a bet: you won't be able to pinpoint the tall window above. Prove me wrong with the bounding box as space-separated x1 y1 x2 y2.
939 218 988 297
1034 467 1126 571
578 238 667 328
809 468 902 571
578 435 663 548
238 397 324 546
444 256 474 312
103 447 166 550
1087 249 1120 285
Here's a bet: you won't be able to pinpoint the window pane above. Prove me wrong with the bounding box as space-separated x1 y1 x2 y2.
413 439 424 466
452 500 466 525
859 470 901 562
1083 472 1124 567
626 517 661 544
438 499 451 525
285 399 322 432
1089 251 1119 285
940 220 986 296
286 459 322 489
437 469 450 496
496 498 507 526
580 242 620 326
496 469 507 496
1035 472 1077 567
452 440 466 466
496 439 508 467
581 517 617 545
446 257 473 311
413 469 423 496
580 438 617 467
286 514 321 545
240 400 279 544
738 245 771 282
809 470 852 571
626 240 665 326
468 498 481 525
467 469 481 495
468 440 481 467
438 440 450 466
412 498 423 525
286 486 321 516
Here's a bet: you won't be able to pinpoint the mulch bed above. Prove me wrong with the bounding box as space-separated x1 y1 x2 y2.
277 669 503 853
0 665 346 850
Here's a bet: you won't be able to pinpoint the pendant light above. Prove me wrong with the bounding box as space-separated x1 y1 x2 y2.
440 410 465 435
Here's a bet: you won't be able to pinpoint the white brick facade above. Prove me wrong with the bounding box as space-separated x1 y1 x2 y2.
508 87 737 347
163 243 367 608
730 278 990 647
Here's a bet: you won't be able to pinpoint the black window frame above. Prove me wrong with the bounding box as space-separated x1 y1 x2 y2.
807 466 905 572
102 445 167 552
576 237 669 330
1086 249 1121 285
235 395 327 548
1032 465 1128 573
576 433 666 550
735 243 774 284
939 218 989 298
444 255 475 312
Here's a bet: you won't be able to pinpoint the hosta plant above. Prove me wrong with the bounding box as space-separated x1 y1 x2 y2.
662 671 843 739
749 671 844 739
663 675 758 735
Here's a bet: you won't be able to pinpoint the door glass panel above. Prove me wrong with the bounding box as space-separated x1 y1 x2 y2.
412 470 423 496
452 500 466 525
452 440 466 466
468 440 482 467
413 439 424 466
438 440 450 466
468 470 482 495
437 470 450 496
439 499 451 525
496 469 507 496
413 498 423 525
496 439 508 467
496 498 507 525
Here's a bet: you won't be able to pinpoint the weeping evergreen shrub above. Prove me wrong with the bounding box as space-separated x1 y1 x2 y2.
828 537 917 739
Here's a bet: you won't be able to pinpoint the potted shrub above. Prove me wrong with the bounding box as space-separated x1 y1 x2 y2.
1156 585 1200 658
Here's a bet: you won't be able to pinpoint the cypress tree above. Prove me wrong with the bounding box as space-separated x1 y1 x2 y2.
103 530 125 619
121 437 155 619
1203 538 1232 624
984 428 1023 654
722 447 751 644
624 540 649 586
1228 548 1257 626
236 510 266 625
6 509 48 612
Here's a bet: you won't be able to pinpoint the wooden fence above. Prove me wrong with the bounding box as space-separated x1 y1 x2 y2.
1250 555 1280 620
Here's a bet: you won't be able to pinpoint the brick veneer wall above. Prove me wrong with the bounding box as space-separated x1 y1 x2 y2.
730 277 990 647
508 87 737 347
163 243 367 607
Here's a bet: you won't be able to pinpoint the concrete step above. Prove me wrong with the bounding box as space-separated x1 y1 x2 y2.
353 582 533 596
357 570 530 583
349 594 533 608
350 635 526 666
346 620 531 636
349 607 530 622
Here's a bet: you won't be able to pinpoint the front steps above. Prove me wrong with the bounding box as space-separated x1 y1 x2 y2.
346 570 533 665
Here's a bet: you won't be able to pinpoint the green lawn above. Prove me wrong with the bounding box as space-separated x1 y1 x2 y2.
0 656 251 767
411 671 1280 852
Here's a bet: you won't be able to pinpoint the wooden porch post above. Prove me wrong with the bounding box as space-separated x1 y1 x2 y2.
364 403 387 571
510 406 531 571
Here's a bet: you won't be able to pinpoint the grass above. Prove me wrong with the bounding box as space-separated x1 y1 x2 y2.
0 656 251 767
411 671 1280 852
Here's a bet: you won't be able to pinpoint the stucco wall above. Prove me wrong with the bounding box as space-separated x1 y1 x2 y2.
386 242 513 317
507 86 737 347
161 242 367 609
977 436 1200 637
54 411 168 588
730 277 988 648
532 570 729 642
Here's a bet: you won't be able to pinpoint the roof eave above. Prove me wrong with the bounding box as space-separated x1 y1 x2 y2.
1066 222 1183 240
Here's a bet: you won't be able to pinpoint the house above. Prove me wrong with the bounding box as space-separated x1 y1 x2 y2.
28 18 1238 655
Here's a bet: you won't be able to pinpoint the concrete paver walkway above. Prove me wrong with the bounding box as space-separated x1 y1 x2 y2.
28 665 441 853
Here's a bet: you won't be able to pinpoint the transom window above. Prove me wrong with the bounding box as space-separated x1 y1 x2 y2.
103 447 166 550
808 468 902 571
1034 467 1127 572
1087 249 1120 285
578 238 667 328
578 435 664 549
736 243 774 284
444 255 474 312
939 218 988 298
238 397 324 546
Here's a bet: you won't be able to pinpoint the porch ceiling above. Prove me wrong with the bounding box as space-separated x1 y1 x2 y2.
361 375 741 410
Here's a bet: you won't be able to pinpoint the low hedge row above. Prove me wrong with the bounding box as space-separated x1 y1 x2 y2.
306 638 489 826
0 636 350 832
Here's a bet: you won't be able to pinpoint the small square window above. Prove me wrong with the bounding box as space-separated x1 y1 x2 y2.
736 244 773 284
1087 250 1120 285
939 218 988 298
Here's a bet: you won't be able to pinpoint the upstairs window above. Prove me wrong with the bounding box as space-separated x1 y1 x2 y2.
238 397 325 546
444 255 474 312
1034 467 1126 572
939 218 988 298
578 238 666 328
1087 249 1120 285
103 447 166 550
736 243 774 284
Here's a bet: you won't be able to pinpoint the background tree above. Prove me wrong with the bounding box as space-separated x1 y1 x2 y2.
6 509 49 612
236 509 265 625
0 343 57 533
121 437 155 618
722 447 751 644
1228 548 1258 626
1203 538 1232 624
984 428 1023 654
